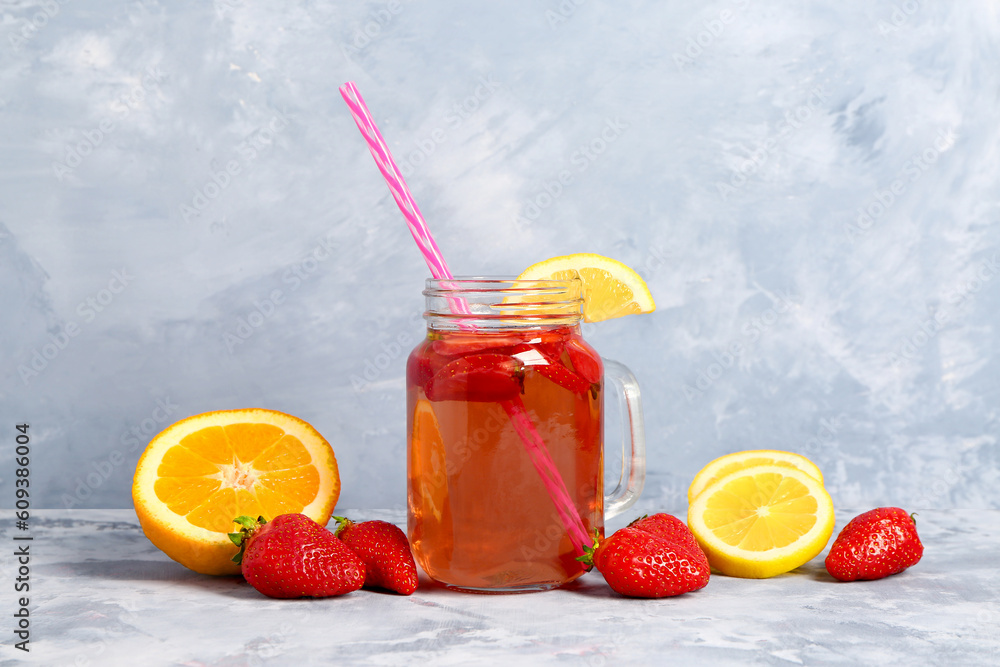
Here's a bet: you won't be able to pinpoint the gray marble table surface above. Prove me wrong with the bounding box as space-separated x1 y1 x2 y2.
1 509 996 666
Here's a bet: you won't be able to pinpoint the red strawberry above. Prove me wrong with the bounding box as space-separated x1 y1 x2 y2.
628 513 708 567
579 526 710 598
229 514 365 598
334 517 418 595
565 338 602 384
512 343 592 395
425 353 523 402
824 507 924 582
407 347 437 390
538 360 592 394
431 335 521 357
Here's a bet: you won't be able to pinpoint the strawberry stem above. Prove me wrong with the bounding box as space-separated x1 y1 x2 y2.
228 515 266 564
331 515 353 537
574 529 602 570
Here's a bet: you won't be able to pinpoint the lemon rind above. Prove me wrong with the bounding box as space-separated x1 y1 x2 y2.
688 464 835 579
516 253 656 320
687 449 825 503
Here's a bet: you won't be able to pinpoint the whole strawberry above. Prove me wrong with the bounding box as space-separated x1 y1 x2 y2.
229 514 365 598
628 513 708 566
580 526 710 598
334 517 419 595
825 507 924 582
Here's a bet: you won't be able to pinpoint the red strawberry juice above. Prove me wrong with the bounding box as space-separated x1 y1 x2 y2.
406 325 604 592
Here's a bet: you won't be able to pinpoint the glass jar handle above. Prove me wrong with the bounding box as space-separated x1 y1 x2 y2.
603 358 646 518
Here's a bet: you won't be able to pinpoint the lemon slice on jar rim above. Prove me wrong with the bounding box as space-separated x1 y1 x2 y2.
516 253 656 322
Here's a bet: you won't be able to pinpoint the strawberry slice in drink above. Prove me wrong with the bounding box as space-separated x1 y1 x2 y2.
425 353 524 402
407 350 437 389
512 343 592 395
565 338 602 384
431 334 522 358
537 357 592 395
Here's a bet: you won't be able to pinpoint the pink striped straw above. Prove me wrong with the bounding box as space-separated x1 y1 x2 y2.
339 81 591 554
339 82 451 282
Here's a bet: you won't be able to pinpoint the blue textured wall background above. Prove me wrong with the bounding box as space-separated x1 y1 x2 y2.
1 1 998 512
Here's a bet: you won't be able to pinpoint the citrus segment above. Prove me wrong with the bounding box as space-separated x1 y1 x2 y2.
186 488 246 533
225 422 284 461
517 253 656 322
257 466 321 504
179 426 233 464
253 435 312 471
408 400 455 572
254 482 305 521
132 409 340 575
157 446 219 477
154 477 221 514
410 400 449 523
688 464 834 579
687 449 824 503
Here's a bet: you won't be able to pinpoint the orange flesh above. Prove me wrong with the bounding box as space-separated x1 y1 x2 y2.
153 423 319 532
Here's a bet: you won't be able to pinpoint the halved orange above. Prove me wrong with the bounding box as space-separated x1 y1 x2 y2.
132 409 340 575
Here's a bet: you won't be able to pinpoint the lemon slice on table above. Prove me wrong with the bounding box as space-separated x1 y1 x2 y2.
688 464 835 579
132 408 340 575
687 449 825 503
517 253 656 322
